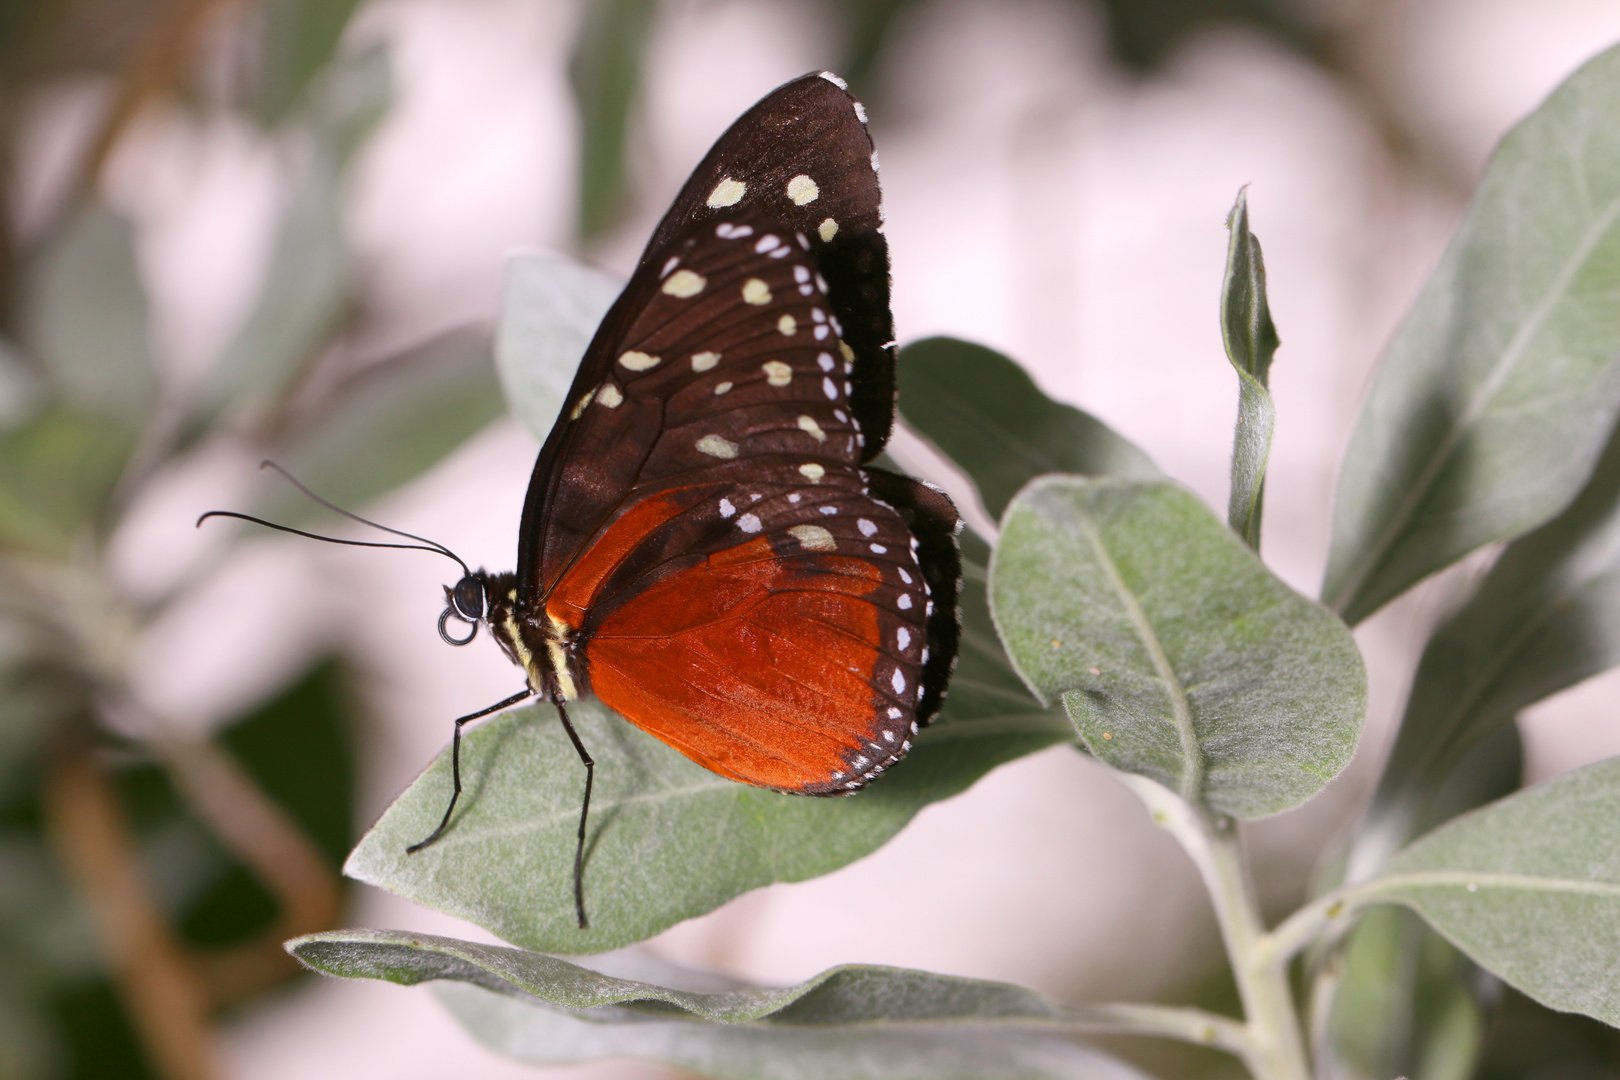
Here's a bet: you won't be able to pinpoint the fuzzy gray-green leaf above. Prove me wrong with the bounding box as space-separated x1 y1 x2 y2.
1348 421 1620 882
896 336 1155 520
1324 43 1620 625
1220 189 1278 550
288 929 1177 1078
991 476 1365 817
346 699 1070 953
1374 755 1620 1026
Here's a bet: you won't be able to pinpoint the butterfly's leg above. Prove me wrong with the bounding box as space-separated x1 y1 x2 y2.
406 688 533 854
554 700 594 930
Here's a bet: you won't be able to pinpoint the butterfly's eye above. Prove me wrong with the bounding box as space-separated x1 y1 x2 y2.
452 576 486 621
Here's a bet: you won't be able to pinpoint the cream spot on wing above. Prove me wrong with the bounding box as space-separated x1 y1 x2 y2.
742 278 771 305
777 314 797 336
799 462 825 482
713 381 733 395
707 177 746 207
719 498 736 518
696 434 738 459
738 513 761 533
690 351 720 372
597 383 623 408
661 269 706 297
797 415 826 441
762 360 792 387
786 174 819 205
839 341 855 363
618 350 660 371
857 518 877 536
788 524 836 551
569 388 595 419
818 217 838 242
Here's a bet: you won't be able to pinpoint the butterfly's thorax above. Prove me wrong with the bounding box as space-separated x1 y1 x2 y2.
481 570 588 703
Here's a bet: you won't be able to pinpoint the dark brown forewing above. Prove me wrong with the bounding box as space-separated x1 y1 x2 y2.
645 71 892 458
519 213 875 605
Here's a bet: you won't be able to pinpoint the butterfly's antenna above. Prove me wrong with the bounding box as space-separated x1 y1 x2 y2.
197 461 472 578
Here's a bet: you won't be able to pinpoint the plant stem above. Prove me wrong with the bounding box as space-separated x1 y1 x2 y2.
1121 776 1310 1080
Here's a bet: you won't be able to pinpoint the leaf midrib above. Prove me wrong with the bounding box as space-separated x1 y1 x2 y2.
1330 188 1620 615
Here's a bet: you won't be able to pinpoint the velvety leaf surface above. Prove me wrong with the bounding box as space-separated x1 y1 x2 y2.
21 203 153 427
1377 755 1620 1026
991 476 1365 817
494 252 622 441
1347 421 1620 882
346 699 1070 953
266 324 505 519
896 336 1156 521
1220 189 1279 550
288 929 1164 1079
1324 43 1620 624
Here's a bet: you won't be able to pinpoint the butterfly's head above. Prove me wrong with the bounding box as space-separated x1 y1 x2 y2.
439 572 491 646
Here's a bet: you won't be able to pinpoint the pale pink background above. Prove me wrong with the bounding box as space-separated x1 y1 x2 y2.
27 1 1620 1075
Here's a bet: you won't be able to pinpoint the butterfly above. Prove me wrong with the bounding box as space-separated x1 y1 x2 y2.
207 72 961 930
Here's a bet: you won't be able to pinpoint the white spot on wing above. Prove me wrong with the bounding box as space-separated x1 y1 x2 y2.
891 669 906 694
715 222 753 239
794 266 811 284
719 498 736 518
854 101 868 123
660 256 679 277
696 434 738 459
818 71 848 89
662 269 706 297
707 177 746 207
738 513 761 533
898 567 912 584
818 353 835 372
755 234 782 254
870 543 887 553
819 505 837 516
789 524 836 551
898 628 911 651
898 594 912 610
823 376 839 400
787 174 819 205
857 518 877 536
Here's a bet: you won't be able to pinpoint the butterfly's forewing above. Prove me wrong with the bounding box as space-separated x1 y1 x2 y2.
646 70 892 457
